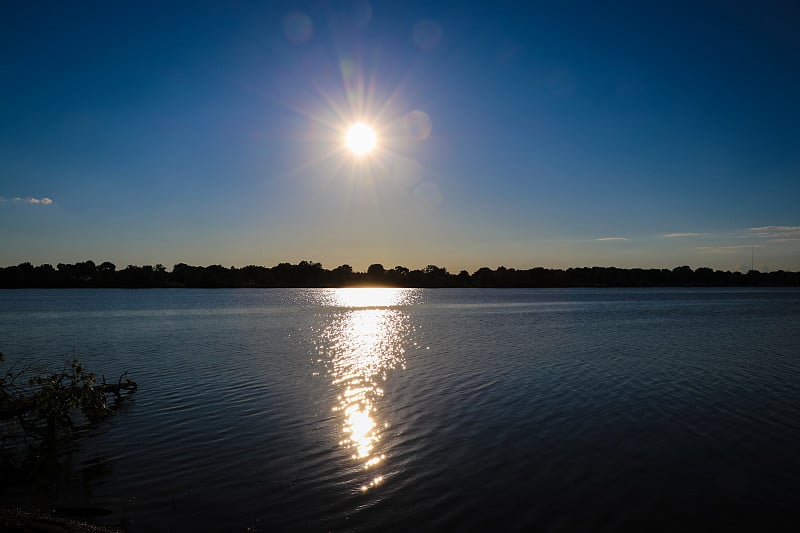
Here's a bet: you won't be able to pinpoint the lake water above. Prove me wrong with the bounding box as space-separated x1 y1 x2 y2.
2 288 800 531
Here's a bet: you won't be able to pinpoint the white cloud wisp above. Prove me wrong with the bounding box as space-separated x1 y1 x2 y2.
13 196 54 205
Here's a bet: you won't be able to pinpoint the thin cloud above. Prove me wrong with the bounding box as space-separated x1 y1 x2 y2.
595 237 628 241
0 196 6 203
749 226 800 240
13 196 54 205
663 232 703 238
695 245 763 252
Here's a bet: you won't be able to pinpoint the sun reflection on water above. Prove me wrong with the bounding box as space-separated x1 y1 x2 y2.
319 288 417 492
333 287 413 308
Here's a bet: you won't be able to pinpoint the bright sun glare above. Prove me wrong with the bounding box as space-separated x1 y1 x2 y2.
346 123 377 156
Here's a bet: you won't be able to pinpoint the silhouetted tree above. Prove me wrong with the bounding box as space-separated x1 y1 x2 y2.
332 264 354 286
672 265 694 285
1 260 799 288
34 264 57 286
367 264 386 284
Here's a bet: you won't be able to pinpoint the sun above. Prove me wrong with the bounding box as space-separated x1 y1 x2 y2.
345 123 377 156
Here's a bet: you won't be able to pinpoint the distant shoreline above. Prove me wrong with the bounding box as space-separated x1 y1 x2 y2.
2 261 799 288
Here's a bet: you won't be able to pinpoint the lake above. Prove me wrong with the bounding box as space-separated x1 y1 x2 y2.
2 288 800 531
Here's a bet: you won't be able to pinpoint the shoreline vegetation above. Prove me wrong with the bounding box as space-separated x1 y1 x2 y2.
1 260 799 288
1 353 136 532
0 353 137 461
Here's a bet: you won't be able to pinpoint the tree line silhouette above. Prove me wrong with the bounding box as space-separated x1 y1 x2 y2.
1 260 798 288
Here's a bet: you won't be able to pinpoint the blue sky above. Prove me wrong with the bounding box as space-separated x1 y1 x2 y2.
2 0 799 272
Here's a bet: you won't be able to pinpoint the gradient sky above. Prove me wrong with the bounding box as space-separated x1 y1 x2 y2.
2 0 799 272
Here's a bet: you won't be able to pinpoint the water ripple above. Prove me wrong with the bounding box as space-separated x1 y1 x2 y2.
2 288 800 531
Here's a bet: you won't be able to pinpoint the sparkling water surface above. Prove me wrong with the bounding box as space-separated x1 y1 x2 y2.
2 288 800 531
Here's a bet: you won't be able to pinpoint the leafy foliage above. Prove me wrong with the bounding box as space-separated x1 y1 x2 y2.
27 358 110 427
1 352 134 458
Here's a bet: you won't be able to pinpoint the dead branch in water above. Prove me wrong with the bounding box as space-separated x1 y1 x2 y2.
0 352 136 455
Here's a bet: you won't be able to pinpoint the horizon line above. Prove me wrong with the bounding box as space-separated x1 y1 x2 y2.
1 259 793 275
